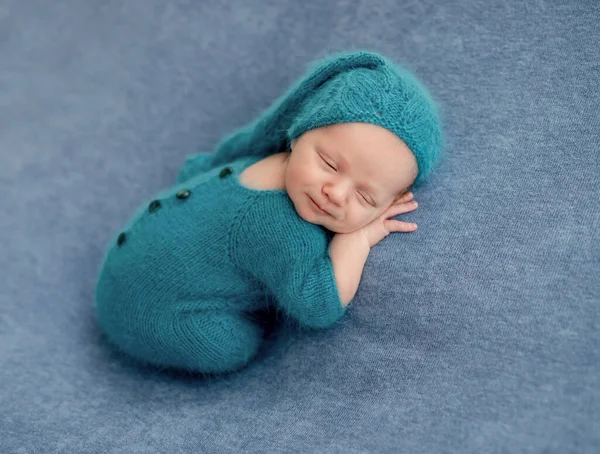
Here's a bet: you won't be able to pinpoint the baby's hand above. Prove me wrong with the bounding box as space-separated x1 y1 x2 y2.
360 192 419 248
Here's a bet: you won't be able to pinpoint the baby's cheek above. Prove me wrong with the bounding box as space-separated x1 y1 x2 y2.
332 215 364 234
354 211 377 231
348 208 368 226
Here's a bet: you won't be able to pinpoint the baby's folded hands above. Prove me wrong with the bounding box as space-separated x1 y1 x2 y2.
360 192 419 248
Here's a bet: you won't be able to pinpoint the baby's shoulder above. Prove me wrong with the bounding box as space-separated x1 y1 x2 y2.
238 152 288 191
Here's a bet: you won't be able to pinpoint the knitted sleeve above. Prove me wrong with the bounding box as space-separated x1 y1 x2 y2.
230 199 349 329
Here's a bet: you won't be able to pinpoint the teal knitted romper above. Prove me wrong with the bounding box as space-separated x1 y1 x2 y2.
95 50 442 375
95 153 348 374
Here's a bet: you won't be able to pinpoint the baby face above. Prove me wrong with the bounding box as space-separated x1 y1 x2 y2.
284 122 418 234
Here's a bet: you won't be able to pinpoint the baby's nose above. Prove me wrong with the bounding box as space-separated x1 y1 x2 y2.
329 194 343 206
325 186 346 206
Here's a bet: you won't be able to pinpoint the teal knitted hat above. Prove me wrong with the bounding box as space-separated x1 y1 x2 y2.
214 50 442 188
287 51 442 188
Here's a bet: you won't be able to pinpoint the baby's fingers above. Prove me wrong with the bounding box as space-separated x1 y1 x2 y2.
394 192 414 204
386 200 418 218
384 219 418 232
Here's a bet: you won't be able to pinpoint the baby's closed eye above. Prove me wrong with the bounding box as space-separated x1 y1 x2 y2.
318 154 377 207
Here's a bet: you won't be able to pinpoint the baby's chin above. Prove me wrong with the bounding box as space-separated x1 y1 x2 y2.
300 214 362 234
318 219 360 233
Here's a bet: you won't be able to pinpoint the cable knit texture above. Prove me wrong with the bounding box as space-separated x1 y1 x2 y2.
210 50 443 188
95 156 346 375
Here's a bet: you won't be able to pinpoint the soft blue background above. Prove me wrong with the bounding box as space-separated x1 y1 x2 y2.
1 1 598 453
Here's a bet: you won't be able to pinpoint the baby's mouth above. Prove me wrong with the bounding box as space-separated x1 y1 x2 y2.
309 196 330 216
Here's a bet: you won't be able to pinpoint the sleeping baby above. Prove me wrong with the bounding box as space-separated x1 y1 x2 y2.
94 50 442 376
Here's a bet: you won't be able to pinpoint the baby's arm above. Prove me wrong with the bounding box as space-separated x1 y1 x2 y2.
328 231 371 306
231 213 348 329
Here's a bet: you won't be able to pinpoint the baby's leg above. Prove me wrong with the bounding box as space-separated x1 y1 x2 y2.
128 307 265 375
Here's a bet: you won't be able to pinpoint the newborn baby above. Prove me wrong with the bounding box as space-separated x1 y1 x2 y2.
94 51 442 376
242 122 421 302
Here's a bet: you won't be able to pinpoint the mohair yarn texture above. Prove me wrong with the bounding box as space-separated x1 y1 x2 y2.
209 50 443 188
95 155 347 375
95 51 442 375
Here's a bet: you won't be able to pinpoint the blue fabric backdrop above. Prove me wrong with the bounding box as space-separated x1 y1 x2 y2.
1 1 598 452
